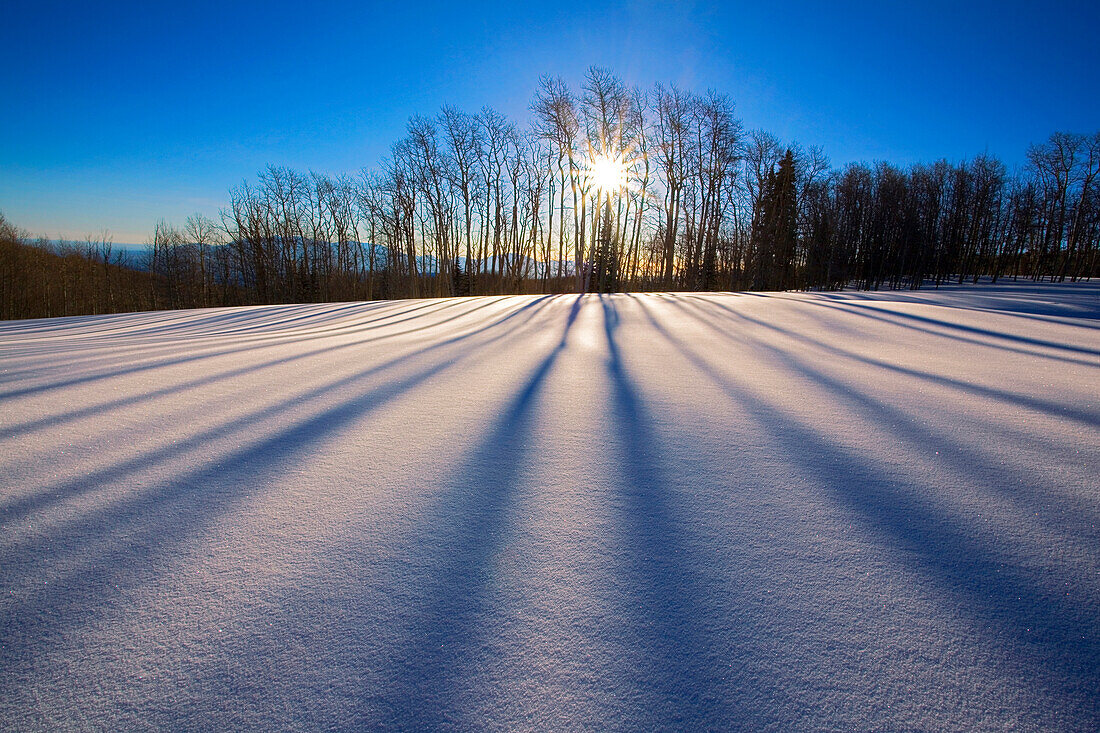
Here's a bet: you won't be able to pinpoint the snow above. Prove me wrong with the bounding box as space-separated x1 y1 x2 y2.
1 282 1098 730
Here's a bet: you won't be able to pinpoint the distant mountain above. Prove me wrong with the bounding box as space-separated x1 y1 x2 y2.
44 238 578 277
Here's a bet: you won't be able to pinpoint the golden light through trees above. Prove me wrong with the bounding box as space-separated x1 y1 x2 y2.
585 153 629 193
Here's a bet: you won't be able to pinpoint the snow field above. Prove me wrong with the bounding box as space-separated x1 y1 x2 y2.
1 283 1098 730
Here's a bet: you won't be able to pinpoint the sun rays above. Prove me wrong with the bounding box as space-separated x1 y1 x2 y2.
585 152 630 193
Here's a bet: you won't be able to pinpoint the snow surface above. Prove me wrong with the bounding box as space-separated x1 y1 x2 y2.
1 282 1098 731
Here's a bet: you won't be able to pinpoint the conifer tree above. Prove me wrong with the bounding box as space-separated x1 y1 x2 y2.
751 149 798 290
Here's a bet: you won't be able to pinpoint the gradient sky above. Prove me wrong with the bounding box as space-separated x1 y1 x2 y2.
2 0 1098 243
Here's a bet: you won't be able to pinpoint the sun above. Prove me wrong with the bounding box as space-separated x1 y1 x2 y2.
586 153 628 192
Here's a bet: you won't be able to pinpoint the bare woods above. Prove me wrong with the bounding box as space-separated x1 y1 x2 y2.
2 68 1097 320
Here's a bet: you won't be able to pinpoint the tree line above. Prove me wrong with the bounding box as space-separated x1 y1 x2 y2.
2 68 1097 319
0 216 161 320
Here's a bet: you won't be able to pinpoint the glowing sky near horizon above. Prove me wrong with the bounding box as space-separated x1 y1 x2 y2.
1 0 1098 243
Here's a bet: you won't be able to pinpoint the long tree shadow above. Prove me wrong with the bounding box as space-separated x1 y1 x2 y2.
742 292 1100 368
0 296 558 674
685 296 1100 431
1 298 449 396
0 307 240 339
0 297 557 524
0 296 499 401
842 301 1100 357
597 295 749 728
0 297 503 383
0 297 405 341
812 281 1100 323
139 300 394 338
362 295 585 729
640 298 1100 725
669 296 1100 563
0 299 415 366
0 298 544 443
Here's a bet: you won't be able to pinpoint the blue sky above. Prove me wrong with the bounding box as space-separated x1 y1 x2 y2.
2 0 1097 243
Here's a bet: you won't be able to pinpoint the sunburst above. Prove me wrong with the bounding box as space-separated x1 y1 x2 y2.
585 153 629 193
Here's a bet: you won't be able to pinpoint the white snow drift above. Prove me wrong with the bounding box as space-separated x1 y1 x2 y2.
1 283 1098 730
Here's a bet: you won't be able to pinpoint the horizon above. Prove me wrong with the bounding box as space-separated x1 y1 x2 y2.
3 0 1099 243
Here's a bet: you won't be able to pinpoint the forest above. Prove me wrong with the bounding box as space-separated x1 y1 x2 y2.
2 68 1098 320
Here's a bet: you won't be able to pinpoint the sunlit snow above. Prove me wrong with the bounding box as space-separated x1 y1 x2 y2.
1 283 1098 729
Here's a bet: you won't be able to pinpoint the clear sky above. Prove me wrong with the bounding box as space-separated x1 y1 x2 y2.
2 0 1098 243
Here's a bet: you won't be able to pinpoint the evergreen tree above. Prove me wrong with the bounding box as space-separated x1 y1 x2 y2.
591 203 620 293
751 149 798 290
772 149 799 290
